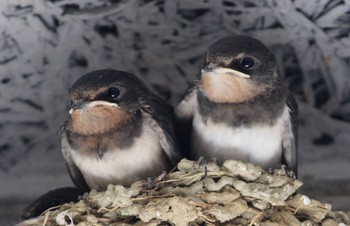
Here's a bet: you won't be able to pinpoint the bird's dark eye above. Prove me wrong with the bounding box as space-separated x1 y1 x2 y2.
107 87 120 99
241 57 255 69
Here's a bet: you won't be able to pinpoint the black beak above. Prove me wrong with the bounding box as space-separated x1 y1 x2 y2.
202 63 218 72
71 99 85 110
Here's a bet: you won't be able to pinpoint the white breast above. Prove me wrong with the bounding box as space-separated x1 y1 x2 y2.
70 123 163 189
191 106 289 169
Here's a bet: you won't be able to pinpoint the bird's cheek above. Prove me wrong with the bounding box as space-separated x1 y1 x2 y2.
70 106 129 135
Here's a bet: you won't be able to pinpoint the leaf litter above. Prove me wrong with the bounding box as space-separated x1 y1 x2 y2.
17 159 350 226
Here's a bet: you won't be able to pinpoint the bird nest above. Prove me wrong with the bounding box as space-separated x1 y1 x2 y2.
18 159 349 226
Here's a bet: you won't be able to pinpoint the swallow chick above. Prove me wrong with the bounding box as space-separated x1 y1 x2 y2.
61 69 181 191
175 35 298 175
22 69 181 219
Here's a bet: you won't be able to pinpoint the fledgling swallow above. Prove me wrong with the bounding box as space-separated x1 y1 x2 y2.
175 35 298 175
61 69 181 191
22 69 182 219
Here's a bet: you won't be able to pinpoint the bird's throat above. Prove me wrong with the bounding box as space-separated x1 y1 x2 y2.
200 72 264 103
70 105 129 135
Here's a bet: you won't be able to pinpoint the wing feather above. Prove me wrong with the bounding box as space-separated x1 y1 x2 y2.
282 93 298 176
140 94 181 165
60 125 90 192
174 82 198 155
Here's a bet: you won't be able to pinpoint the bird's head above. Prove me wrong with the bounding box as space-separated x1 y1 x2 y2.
68 69 147 135
200 35 281 104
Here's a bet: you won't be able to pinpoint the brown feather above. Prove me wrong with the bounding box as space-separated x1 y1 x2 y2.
70 104 130 136
200 72 265 104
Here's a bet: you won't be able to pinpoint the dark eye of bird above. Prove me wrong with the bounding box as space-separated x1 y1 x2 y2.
241 57 255 69
107 87 120 99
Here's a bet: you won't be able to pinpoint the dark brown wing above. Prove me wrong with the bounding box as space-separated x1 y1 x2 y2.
282 92 298 176
60 124 90 192
174 81 198 157
22 187 82 219
140 93 182 165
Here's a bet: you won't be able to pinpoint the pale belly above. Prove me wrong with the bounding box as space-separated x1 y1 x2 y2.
70 124 166 189
191 108 288 169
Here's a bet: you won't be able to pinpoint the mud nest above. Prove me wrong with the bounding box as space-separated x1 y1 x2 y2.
18 159 350 226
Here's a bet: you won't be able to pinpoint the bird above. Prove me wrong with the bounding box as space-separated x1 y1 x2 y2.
22 69 181 219
61 69 181 191
175 35 298 175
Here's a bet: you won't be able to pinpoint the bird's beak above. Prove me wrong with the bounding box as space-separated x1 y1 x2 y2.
201 63 250 78
69 100 119 114
201 63 217 72
69 99 86 114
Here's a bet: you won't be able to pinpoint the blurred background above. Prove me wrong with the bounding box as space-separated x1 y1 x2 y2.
1 0 350 224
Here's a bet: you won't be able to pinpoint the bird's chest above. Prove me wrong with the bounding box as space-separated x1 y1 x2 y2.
191 109 285 169
69 124 165 189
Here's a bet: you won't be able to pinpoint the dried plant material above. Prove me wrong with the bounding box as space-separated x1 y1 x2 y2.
134 219 162 226
176 158 221 173
200 186 240 204
232 179 302 206
138 197 198 226
223 159 263 181
332 211 350 224
241 207 263 221
267 209 301 225
202 177 236 192
322 219 339 226
16 159 350 226
257 174 290 187
114 204 144 217
89 182 142 210
259 221 281 226
55 210 75 226
229 217 250 225
159 180 205 203
177 158 197 172
206 198 248 222
286 194 331 222
248 198 271 211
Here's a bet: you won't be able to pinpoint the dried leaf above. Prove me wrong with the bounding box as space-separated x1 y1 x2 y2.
139 196 198 225
223 160 263 181
206 198 248 223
